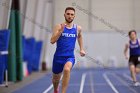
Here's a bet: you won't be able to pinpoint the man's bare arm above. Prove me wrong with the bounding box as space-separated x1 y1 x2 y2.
50 24 64 44
77 26 83 50
77 26 85 56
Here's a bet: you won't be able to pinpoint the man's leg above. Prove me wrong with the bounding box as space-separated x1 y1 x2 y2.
52 73 62 92
52 59 63 93
62 62 72 93
129 64 137 82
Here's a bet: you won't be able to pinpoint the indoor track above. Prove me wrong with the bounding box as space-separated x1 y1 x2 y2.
13 68 140 93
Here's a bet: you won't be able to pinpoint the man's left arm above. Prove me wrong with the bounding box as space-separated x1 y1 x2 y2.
77 26 85 57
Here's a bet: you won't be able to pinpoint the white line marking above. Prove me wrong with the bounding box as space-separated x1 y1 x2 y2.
111 73 138 93
79 73 86 93
43 75 63 93
103 73 119 93
43 84 53 93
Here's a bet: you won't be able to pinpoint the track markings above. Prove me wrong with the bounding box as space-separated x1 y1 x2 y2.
79 73 86 93
103 73 119 93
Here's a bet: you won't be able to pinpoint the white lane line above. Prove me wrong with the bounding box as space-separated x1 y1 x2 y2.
69 83 123 86
89 72 94 93
79 73 87 93
43 75 63 93
111 73 138 93
43 84 53 93
103 73 119 93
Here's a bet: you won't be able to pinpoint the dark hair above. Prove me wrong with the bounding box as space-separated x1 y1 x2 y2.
128 30 137 36
65 7 75 13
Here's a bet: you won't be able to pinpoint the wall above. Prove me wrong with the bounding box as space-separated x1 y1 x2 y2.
19 0 27 31
53 0 135 32
91 0 133 31
0 0 11 29
134 0 140 31
22 0 54 69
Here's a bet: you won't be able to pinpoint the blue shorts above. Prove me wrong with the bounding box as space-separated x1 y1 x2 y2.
52 56 75 74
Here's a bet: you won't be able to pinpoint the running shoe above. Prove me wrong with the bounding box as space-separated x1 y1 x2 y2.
133 81 140 86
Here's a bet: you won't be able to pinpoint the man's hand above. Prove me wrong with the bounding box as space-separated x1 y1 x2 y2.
80 50 86 57
59 24 65 33
50 23 65 44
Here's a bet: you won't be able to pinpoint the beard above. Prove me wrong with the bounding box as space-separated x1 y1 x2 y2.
65 17 74 23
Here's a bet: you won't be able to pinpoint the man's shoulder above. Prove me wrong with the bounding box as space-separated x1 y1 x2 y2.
55 24 61 28
74 24 81 31
53 24 63 30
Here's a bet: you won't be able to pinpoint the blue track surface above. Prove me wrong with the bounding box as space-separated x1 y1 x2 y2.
13 68 140 93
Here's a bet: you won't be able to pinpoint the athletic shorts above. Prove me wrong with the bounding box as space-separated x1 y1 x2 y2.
129 56 140 68
52 56 75 74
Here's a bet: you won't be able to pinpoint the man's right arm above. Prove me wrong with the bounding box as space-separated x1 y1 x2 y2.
50 24 64 44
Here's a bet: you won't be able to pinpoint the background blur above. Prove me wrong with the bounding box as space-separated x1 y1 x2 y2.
0 0 140 83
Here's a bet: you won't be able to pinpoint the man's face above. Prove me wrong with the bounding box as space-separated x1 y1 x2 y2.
129 32 137 40
64 10 75 23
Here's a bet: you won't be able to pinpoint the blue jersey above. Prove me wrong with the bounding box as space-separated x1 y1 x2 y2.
54 24 77 57
129 39 140 56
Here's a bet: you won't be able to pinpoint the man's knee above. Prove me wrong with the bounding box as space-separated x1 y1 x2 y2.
64 62 72 73
64 66 71 73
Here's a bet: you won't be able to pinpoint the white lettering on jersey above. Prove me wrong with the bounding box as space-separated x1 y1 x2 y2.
62 33 76 37
130 44 139 48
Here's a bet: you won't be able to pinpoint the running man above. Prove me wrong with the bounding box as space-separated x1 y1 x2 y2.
50 7 86 93
124 30 140 86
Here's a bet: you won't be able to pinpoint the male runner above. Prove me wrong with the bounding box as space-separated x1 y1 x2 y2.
124 30 140 86
50 7 86 93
